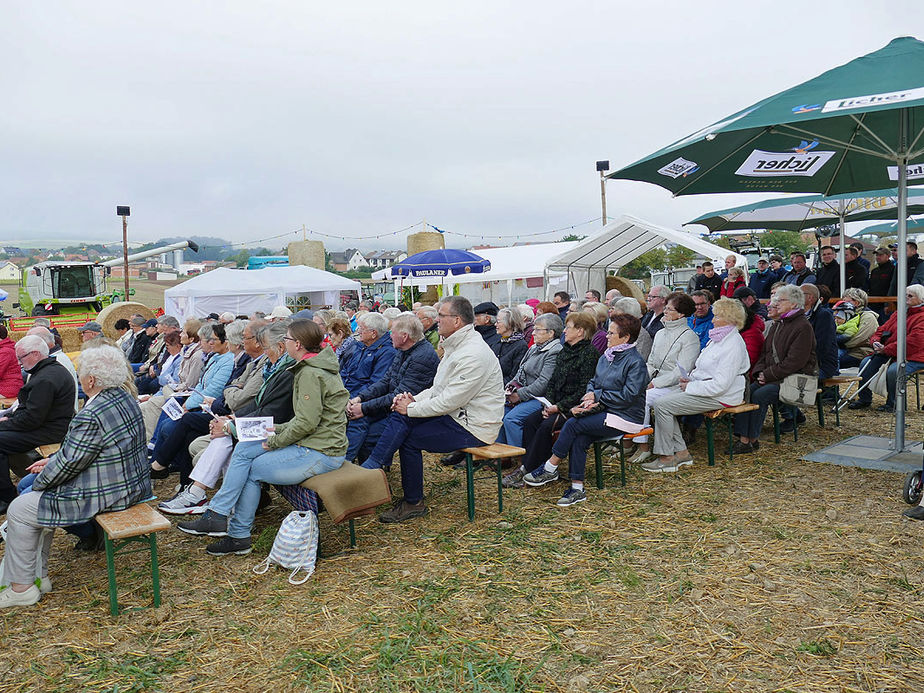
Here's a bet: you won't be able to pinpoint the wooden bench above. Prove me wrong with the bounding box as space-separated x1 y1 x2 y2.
818 375 863 427
592 428 654 489
95 503 171 616
704 403 759 465
300 463 391 548
459 443 526 521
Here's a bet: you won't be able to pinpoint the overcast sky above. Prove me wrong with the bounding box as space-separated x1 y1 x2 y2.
0 1 917 251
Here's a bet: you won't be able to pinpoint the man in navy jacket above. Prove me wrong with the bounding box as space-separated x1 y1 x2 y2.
345 314 438 464
339 312 396 398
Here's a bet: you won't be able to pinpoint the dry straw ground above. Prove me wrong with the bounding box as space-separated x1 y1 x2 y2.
2 401 924 692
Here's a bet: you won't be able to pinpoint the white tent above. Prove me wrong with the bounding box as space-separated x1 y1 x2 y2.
545 214 746 297
164 266 360 322
371 242 579 304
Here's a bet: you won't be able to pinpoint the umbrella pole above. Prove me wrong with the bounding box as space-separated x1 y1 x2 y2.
894 109 910 451
838 202 846 297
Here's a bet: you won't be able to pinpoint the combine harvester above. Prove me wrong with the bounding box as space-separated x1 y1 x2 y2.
5 240 198 340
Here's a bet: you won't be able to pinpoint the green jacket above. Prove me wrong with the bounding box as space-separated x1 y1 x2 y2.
266 347 349 457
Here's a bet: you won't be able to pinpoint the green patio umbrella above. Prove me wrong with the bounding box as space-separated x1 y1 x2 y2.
610 35 924 449
688 187 924 289
860 216 924 236
690 188 924 233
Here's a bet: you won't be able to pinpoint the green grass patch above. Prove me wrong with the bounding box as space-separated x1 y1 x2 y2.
796 638 837 656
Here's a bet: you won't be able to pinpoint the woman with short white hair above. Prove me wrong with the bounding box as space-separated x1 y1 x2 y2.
0 345 151 608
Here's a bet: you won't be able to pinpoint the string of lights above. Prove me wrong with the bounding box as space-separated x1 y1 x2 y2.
196 216 602 251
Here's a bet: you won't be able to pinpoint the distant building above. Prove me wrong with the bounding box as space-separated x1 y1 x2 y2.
0 261 20 281
329 248 368 272
364 250 407 269
2 247 23 257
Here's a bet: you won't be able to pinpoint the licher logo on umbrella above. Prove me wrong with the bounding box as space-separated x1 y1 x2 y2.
735 139 834 177
792 104 821 114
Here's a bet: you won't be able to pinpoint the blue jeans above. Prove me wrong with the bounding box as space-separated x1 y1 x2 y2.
363 413 483 504
838 349 863 369
497 399 543 447
550 411 621 482
733 383 780 440
345 416 388 462
209 441 344 539
857 354 924 406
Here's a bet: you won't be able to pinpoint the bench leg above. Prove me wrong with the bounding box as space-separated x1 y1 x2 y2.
817 391 825 428
465 453 475 522
791 405 799 443
772 404 781 444
348 519 356 549
593 442 604 490
618 439 627 487
705 418 715 467
149 534 161 609
104 535 119 617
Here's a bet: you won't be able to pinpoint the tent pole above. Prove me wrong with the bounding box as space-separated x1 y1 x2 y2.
838 201 846 296
894 109 909 451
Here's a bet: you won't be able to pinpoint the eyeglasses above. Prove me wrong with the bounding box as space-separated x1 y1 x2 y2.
533 327 551 333
283 336 298 342
16 350 37 363
242 334 256 341
437 312 458 319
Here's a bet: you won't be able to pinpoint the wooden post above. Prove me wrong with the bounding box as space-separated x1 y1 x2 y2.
122 214 130 300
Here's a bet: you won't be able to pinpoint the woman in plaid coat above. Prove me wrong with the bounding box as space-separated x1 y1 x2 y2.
0 345 151 609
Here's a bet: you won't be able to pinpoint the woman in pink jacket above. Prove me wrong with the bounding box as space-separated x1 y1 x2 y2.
0 325 24 398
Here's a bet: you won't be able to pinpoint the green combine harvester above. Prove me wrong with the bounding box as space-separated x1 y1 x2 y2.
10 240 198 329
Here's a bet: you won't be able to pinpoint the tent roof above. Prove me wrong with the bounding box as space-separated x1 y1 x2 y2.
165 266 360 298
371 241 580 285
545 214 744 272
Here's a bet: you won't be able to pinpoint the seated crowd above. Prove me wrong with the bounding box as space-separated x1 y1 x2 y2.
0 246 920 607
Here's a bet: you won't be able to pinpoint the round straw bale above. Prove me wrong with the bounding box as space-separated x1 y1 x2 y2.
606 275 645 306
96 301 155 339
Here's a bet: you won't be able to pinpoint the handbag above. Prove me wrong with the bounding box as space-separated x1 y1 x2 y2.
771 339 819 406
868 362 890 398
253 510 319 585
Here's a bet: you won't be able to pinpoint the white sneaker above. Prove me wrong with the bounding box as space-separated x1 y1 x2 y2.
0 584 41 608
641 456 693 473
158 485 208 515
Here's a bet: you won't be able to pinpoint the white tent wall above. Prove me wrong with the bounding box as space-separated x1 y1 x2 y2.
371 242 576 304
544 214 746 297
163 267 359 323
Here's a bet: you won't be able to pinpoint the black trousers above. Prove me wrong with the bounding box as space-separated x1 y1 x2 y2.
0 429 64 502
156 411 212 486
520 410 567 473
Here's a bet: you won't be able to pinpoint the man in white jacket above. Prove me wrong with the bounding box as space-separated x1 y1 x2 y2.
363 296 505 523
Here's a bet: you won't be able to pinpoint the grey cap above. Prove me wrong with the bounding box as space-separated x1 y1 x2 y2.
77 321 102 333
